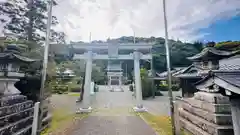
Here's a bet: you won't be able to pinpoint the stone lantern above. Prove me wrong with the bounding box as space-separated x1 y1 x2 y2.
0 44 35 96
0 43 37 134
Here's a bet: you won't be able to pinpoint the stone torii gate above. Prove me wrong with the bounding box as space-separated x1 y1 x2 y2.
69 42 153 112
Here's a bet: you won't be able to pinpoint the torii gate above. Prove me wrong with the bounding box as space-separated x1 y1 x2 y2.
52 42 153 112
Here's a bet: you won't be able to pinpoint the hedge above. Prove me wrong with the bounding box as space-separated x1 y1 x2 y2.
158 84 179 91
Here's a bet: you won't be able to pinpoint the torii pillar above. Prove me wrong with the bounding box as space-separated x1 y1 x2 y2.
78 50 93 113
133 51 147 112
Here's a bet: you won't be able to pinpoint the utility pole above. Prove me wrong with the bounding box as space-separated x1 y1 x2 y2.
162 0 175 135
151 48 155 98
27 0 34 42
133 31 136 44
89 32 92 43
37 0 53 134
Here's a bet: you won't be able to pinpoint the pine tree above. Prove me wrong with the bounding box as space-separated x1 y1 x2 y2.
0 0 59 42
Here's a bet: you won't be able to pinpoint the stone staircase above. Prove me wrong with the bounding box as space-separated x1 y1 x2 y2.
0 95 34 135
178 92 234 135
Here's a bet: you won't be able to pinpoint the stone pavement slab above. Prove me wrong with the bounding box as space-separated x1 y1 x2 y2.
70 115 157 135
70 85 157 135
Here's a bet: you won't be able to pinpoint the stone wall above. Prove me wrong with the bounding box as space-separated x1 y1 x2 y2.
176 92 234 135
0 95 34 135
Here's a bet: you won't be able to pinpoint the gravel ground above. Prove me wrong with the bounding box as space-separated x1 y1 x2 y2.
70 85 157 135
50 85 181 135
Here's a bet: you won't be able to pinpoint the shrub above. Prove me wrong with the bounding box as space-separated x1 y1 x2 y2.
94 85 99 92
69 86 81 92
52 85 69 94
158 84 179 91
172 85 180 91
129 84 134 92
155 91 163 96
142 78 153 98
158 85 168 91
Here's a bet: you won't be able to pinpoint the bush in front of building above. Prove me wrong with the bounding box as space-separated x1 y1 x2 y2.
142 78 153 99
52 85 69 94
129 84 134 92
158 84 180 91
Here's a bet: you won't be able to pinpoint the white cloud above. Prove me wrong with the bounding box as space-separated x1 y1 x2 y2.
2 0 240 42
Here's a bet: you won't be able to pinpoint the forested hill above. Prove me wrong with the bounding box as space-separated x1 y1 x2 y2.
90 36 240 72
90 36 204 72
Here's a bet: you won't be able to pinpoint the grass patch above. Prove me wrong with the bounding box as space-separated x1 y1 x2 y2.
136 112 173 135
68 92 80 97
41 108 88 135
136 112 189 135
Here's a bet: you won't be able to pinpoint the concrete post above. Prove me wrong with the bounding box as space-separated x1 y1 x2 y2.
173 100 181 135
133 51 146 112
119 75 122 85
32 102 40 135
230 98 240 135
78 51 93 113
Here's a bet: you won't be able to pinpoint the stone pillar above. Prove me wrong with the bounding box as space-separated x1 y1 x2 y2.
108 76 111 86
230 98 240 135
119 75 122 85
133 51 146 112
78 51 93 113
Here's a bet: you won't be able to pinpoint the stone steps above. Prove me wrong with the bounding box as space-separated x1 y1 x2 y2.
0 100 33 117
179 108 233 135
181 101 232 125
0 116 33 135
182 98 231 114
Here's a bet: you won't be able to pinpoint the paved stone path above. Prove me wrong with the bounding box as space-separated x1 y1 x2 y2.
71 85 157 135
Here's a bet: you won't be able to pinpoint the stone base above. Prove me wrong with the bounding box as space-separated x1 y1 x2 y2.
182 98 231 113
180 117 211 135
181 101 232 125
76 107 92 113
133 106 147 112
179 108 233 135
76 98 82 103
194 92 229 104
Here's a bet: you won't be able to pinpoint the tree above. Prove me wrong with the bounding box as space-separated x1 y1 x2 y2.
0 0 59 42
51 31 66 44
206 41 216 47
215 41 240 51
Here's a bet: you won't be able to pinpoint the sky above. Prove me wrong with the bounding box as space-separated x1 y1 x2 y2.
1 0 240 43
199 15 240 42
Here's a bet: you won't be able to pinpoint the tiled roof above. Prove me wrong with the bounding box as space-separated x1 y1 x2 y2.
175 65 203 78
187 47 234 61
155 67 187 79
0 53 36 63
176 72 202 78
215 72 240 88
219 55 240 70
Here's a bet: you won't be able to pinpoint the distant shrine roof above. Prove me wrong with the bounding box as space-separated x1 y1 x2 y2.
175 65 203 78
187 47 235 61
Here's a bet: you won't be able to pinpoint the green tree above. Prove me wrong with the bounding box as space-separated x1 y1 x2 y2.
215 41 240 51
0 0 59 42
